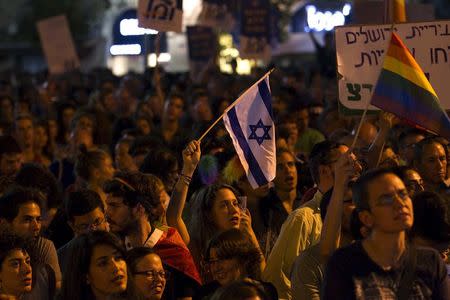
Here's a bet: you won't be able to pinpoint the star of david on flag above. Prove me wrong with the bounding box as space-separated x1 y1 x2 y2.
223 74 276 188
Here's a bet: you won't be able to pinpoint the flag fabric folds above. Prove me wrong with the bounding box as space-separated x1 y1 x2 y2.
223 75 276 188
371 32 450 139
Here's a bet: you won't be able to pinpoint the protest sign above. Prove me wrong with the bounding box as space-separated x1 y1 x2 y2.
197 0 235 31
240 0 271 60
37 15 80 75
336 20 450 111
187 26 216 62
138 0 183 33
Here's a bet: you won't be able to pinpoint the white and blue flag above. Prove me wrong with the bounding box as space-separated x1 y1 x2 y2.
223 74 276 189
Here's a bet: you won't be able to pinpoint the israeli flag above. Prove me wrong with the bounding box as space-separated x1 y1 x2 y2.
223 75 276 188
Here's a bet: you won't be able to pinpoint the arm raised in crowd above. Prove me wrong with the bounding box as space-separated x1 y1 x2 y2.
319 150 355 263
166 140 201 245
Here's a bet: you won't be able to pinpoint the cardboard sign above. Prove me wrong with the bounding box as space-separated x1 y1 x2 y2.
187 26 216 62
197 0 235 31
138 0 183 33
37 15 80 75
336 20 450 111
239 0 271 60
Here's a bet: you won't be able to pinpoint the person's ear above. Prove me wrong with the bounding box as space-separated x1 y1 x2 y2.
358 210 374 229
133 203 145 218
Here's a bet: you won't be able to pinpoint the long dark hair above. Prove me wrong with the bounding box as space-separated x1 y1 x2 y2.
187 183 240 275
58 231 129 300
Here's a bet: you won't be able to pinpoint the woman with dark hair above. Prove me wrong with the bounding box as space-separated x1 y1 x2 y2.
188 183 263 282
58 231 132 300
127 247 167 300
195 229 276 300
0 233 33 299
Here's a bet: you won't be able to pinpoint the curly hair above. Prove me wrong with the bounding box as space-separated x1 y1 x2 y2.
205 229 262 280
103 171 164 220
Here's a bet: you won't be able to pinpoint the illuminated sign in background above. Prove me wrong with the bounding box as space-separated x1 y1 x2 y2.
111 8 168 56
291 2 352 32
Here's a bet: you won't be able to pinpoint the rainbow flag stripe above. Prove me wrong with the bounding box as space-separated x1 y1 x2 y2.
371 32 450 139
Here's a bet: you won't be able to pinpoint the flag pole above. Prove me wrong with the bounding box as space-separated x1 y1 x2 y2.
198 68 275 142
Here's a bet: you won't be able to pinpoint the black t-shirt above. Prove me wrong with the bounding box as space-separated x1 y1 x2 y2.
322 241 449 300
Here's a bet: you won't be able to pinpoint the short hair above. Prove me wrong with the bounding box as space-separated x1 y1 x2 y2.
411 191 450 246
126 247 157 274
349 209 365 240
0 135 21 157
308 141 343 184
0 186 44 222
413 137 446 163
205 229 262 280
352 168 397 212
65 189 105 222
75 145 110 181
0 232 30 267
103 172 163 216
15 163 62 209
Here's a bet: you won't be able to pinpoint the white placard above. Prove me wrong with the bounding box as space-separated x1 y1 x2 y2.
138 0 183 33
336 20 450 111
37 15 80 75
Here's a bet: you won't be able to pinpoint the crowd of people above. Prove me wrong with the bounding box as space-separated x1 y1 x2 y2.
0 49 448 300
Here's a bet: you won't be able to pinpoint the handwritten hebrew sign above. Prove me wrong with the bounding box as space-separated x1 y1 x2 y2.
37 15 80 75
336 20 450 111
138 0 183 32
239 0 271 60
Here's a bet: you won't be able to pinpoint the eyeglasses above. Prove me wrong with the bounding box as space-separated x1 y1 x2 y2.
133 270 170 280
74 218 106 232
405 179 424 193
376 189 410 206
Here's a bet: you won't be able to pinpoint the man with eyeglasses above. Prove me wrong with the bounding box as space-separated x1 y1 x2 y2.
323 169 448 299
263 141 362 299
57 189 108 274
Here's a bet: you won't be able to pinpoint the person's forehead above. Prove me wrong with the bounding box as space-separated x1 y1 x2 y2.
423 142 445 155
137 253 163 269
18 202 41 213
277 151 294 163
106 195 124 203
405 170 421 180
368 174 405 197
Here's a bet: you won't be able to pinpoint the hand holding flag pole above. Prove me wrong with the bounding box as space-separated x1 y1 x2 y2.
198 68 275 142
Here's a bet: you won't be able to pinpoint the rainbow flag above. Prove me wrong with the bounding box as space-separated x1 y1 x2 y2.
371 32 450 139
393 0 406 22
